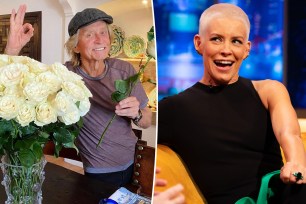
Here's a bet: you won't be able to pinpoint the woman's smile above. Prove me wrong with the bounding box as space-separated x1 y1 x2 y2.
213 59 234 71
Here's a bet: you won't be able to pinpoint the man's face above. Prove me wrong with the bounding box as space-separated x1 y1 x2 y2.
74 21 111 63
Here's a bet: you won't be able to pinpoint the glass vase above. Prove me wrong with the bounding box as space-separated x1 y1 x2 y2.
0 155 47 204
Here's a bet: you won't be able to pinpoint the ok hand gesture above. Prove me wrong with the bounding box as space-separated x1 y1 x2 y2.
5 4 34 55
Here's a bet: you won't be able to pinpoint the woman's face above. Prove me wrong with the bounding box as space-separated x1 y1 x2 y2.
74 21 111 64
194 17 251 85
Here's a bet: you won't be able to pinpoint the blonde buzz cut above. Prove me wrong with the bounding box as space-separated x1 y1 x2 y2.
199 3 250 39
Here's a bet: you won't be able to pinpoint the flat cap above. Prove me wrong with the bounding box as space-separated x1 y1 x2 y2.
68 8 113 36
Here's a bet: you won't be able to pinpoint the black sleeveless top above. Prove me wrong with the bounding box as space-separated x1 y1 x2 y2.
158 77 283 204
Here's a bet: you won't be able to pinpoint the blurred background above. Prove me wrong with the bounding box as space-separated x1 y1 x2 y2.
153 0 306 116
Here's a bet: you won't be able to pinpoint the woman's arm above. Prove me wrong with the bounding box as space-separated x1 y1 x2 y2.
254 80 306 184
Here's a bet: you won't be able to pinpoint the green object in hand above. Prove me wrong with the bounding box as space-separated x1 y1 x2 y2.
111 73 140 103
97 72 141 148
97 26 155 148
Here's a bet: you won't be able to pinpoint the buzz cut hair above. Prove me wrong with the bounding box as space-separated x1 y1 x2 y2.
199 3 250 39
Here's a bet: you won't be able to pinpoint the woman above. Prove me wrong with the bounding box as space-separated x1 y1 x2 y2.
158 3 306 203
6 5 152 187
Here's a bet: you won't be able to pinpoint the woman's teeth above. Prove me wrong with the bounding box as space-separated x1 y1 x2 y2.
214 60 233 67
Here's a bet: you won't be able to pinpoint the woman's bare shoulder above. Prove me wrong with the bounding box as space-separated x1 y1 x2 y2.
252 79 285 92
252 79 288 108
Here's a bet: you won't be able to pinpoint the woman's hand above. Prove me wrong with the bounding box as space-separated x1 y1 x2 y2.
5 4 34 55
153 184 185 204
153 167 185 204
280 162 306 184
155 167 167 189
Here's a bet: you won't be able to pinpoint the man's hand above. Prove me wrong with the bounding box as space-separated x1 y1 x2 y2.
5 4 34 55
115 96 140 119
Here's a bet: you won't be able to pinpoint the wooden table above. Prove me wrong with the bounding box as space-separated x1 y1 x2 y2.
0 162 118 204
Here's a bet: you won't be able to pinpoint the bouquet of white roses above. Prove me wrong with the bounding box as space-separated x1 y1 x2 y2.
0 54 92 167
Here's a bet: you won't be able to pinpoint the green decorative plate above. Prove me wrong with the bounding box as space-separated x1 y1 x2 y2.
110 25 125 57
123 35 146 58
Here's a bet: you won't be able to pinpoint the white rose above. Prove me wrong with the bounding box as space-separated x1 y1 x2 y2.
146 40 156 59
36 71 62 94
52 91 75 116
65 69 84 82
0 54 9 68
59 105 80 125
0 84 5 96
35 101 57 126
20 71 36 89
26 57 49 74
9 55 28 64
4 85 24 99
24 82 50 104
78 98 91 116
62 81 85 101
50 63 73 81
50 63 68 74
0 63 29 87
16 102 36 126
74 81 93 98
0 95 22 120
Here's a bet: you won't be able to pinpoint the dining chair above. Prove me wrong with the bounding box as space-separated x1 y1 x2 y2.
131 136 155 198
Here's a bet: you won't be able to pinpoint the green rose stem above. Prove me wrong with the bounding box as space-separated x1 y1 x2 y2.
96 113 116 148
96 56 153 148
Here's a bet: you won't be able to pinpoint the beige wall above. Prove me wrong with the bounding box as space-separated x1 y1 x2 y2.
100 0 154 51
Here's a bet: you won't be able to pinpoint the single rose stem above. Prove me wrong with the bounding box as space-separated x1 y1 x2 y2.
96 56 154 148
96 113 117 148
